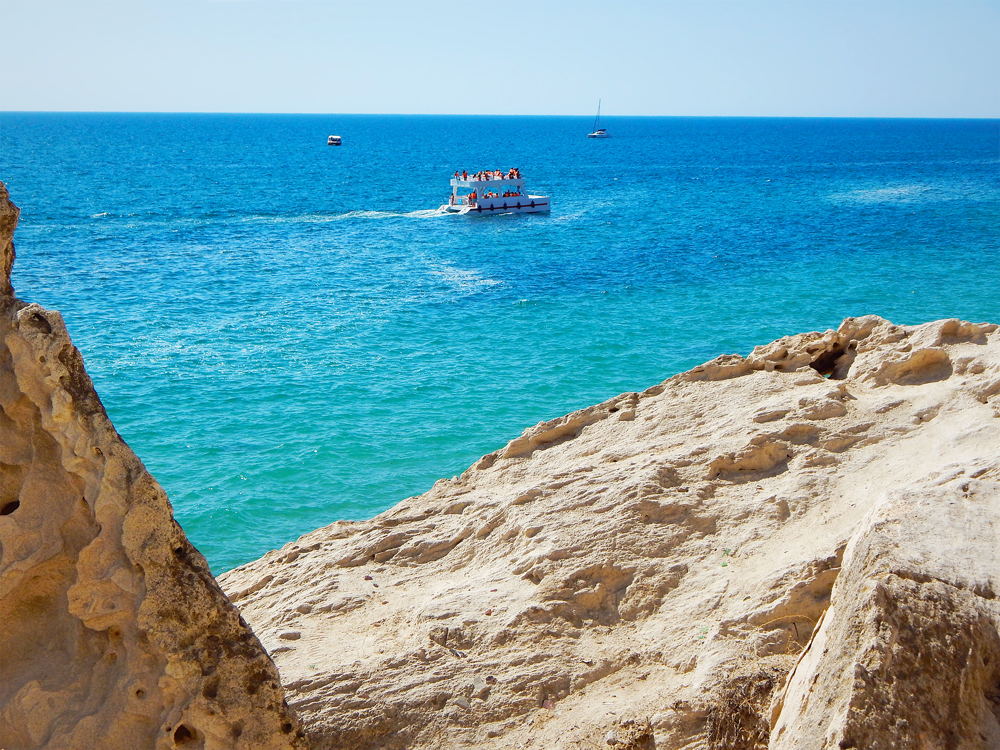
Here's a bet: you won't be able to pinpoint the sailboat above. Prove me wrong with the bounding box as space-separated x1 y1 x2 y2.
587 100 610 138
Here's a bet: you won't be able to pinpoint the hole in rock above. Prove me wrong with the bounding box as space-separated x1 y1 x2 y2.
808 345 846 378
0 500 20 515
27 312 53 334
173 724 200 746
202 677 219 699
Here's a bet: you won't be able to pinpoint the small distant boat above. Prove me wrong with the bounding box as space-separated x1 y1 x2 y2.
441 169 550 215
327 135 342 146
587 100 610 138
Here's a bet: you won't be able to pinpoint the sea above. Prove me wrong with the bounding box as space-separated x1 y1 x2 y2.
2 114 998 573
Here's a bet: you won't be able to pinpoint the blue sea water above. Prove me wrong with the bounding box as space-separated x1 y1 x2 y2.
2 113 998 572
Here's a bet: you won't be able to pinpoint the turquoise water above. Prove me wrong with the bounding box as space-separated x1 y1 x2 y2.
2 114 998 572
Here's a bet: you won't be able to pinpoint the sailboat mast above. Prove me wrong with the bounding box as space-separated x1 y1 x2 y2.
593 99 601 131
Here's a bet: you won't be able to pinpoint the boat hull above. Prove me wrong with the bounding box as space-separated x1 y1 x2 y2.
441 195 550 215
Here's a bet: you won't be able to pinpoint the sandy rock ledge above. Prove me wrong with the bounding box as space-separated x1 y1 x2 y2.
4 178 999 749
0 184 309 749
222 314 1000 749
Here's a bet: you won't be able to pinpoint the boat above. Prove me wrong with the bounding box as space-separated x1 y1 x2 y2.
587 100 610 138
327 135 342 146
441 169 550 215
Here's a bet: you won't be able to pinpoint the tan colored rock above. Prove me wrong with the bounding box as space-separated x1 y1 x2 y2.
220 314 1000 749
0 182 309 750
0 182 17 298
769 474 1000 748
7 179 997 749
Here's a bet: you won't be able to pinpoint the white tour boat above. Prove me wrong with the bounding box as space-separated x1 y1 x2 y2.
327 135 342 146
441 171 550 215
587 100 610 138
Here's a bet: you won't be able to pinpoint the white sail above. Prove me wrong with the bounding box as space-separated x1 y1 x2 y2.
588 100 610 138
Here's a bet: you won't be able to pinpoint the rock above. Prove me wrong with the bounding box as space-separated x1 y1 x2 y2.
605 718 655 750
0 181 308 749
220 308 1000 749
8 177 998 750
0 182 18 299
769 476 1000 748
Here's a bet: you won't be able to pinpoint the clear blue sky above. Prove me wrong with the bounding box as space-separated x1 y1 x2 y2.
1 0 997 117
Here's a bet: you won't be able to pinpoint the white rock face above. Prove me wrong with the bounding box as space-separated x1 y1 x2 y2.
0 183 309 750
770 475 1000 748
220 309 1000 749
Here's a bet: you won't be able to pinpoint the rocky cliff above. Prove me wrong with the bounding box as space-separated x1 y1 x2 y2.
0 182 309 750
5 179 999 749
221 316 1000 749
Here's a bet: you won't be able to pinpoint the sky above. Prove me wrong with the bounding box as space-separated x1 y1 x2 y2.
0 0 998 117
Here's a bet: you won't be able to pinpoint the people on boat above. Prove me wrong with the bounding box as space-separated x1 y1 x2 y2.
455 167 522 182
445 166 546 212
449 169 528 209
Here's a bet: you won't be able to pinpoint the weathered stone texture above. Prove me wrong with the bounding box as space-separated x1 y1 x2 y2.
221 313 1000 749
6 179 1000 750
770 479 1000 749
0 182 309 750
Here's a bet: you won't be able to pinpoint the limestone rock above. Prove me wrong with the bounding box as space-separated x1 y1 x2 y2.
0 182 309 750
769 475 1000 748
220 312 1000 749
9 178 999 749
0 182 17 298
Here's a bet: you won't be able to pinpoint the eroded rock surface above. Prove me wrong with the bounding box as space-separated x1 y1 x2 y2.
770 474 1000 748
0 183 309 750
7 179 998 750
221 312 1000 749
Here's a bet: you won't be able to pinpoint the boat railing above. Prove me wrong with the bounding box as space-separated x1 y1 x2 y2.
477 190 524 200
451 178 526 189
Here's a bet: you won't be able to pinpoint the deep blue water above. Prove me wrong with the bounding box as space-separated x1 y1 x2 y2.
2 113 998 572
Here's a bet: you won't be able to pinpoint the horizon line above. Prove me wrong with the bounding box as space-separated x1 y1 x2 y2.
2 111 999 121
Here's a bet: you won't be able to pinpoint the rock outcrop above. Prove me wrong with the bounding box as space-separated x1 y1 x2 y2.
769 473 1000 748
6 179 998 749
0 182 309 750
220 314 1000 749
